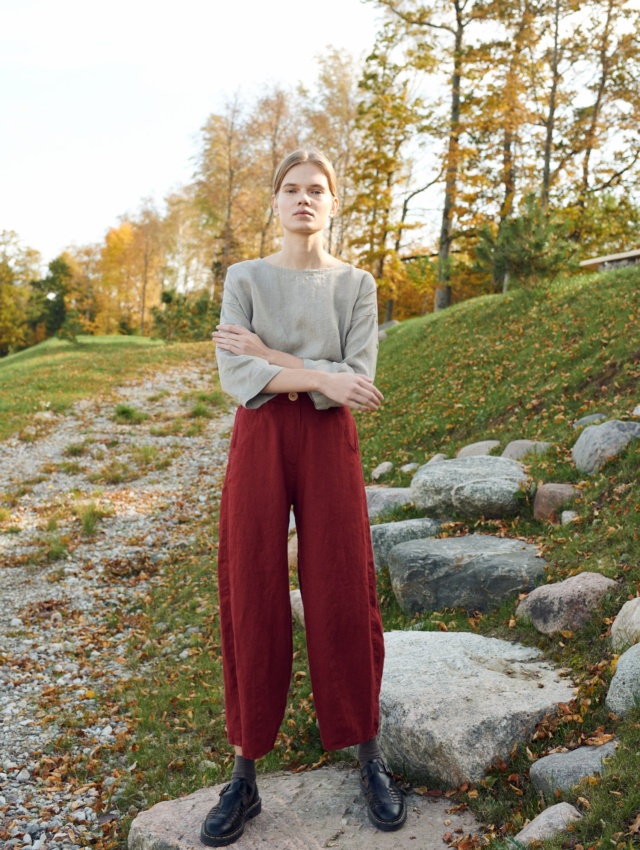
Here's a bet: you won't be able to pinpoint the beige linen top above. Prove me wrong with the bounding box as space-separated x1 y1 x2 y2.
216 258 379 410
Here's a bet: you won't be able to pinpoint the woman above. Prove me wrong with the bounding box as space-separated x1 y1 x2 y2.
201 149 407 846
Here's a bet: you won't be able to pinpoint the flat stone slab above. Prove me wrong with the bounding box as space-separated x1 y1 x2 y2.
370 518 442 573
410 456 530 518
378 631 574 786
529 740 617 795
127 765 480 850
388 535 545 614
365 487 413 519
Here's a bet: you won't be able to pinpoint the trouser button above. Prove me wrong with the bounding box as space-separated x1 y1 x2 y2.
288 391 299 401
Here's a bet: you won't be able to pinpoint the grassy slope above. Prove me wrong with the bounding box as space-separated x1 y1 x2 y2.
354 266 640 847
0 335 214 441
2 273 639 848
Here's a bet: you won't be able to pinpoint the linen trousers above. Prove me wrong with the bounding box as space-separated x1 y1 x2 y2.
217 391 385 760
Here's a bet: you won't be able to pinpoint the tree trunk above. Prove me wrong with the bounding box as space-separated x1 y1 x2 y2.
434 2 464 311
542 0 561 208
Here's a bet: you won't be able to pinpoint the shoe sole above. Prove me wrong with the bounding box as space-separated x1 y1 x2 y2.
199 798 262 847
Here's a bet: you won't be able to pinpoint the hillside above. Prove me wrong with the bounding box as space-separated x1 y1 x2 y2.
358 266 639 478
356 265 640 846
0 268 638 849
0 335 214 442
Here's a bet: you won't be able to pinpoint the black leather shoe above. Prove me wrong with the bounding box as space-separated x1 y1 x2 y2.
200 778 261 846
360 757 407 832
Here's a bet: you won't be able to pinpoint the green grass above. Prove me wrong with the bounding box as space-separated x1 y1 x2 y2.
0 335 215 441
113 404 149 424
6 270 640 849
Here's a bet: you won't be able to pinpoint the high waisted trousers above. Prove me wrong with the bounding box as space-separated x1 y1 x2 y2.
217 391 385 760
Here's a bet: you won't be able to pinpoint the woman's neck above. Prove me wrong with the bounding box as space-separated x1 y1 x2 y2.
268 234 339 270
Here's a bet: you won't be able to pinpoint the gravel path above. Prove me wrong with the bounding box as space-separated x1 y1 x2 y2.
0 364 233 850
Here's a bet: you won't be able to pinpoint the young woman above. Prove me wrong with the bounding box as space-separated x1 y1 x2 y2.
201 149 407 846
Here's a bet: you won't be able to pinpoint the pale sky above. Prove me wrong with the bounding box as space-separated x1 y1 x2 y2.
0 0 382 266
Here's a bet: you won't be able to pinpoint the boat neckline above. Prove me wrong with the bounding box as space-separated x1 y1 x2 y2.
255 257 353 272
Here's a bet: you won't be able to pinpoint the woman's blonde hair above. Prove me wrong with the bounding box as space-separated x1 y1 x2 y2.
272 149 338 197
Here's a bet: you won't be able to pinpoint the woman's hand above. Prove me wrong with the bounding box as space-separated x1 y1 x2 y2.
212 324 271 359
318 372 383 411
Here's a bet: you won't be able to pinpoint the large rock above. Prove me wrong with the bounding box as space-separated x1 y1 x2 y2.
388 535 545 614
572 419 640 474
533 483 578 521
290 589 305 628
529 741 617 795
611 598 640 651
502 440 552 460
456 440 500 458
516 572 618 635
514 803 582 845
365 487 413 519
371 461 394 481
606 643 640 716
127 764 480 850
288 534 298 568
573 412 607 429
378 631 574 785
426 453 447 465
370 518 442 573
410 456 530 518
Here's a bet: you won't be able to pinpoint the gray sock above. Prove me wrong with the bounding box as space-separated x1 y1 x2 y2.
357 736 383 767
231 755 257 787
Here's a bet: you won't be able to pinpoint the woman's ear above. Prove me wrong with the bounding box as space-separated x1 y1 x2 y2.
271 194 278 216
330 196 339 218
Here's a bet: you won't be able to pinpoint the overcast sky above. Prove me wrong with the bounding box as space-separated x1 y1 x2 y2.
0 0 383 265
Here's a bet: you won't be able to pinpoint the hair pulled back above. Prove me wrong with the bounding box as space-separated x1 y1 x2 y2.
272 149 338 197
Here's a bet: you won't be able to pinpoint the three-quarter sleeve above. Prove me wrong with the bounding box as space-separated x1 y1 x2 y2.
215 271 284 409
304 272 379 410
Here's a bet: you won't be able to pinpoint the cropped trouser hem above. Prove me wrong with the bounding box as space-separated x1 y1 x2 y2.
217 392 385 761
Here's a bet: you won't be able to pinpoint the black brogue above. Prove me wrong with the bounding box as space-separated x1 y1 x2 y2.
360 757 407 832
200 777 261 846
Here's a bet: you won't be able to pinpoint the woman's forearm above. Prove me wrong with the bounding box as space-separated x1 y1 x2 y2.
265 349 304 369
262 368 324 394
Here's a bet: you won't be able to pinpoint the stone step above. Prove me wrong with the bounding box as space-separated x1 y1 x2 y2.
128 764 480 850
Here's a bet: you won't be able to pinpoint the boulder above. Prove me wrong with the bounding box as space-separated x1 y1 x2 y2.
514 803 582 845
529 740 617 795
533 483 578 521
633 404 640 417
425 453 447 465
365 487 413 519
378 631 574 785
288 534 298 568
388 535 545 614
516 572 617 635
611 598 640 651
290 589 305 628
573 412 607 429
371 461 394 481
502 440 553 460
561 510 579 525
370 518 442 573
127 764 480 850
400 463 419 474
456 440 500 458
572 419 640 474
410 456 530 518
606 643 640 716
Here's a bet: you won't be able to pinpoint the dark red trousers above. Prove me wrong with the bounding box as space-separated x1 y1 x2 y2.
217 391 385 760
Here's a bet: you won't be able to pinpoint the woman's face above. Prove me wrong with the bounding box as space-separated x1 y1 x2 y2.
273 161 338 234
